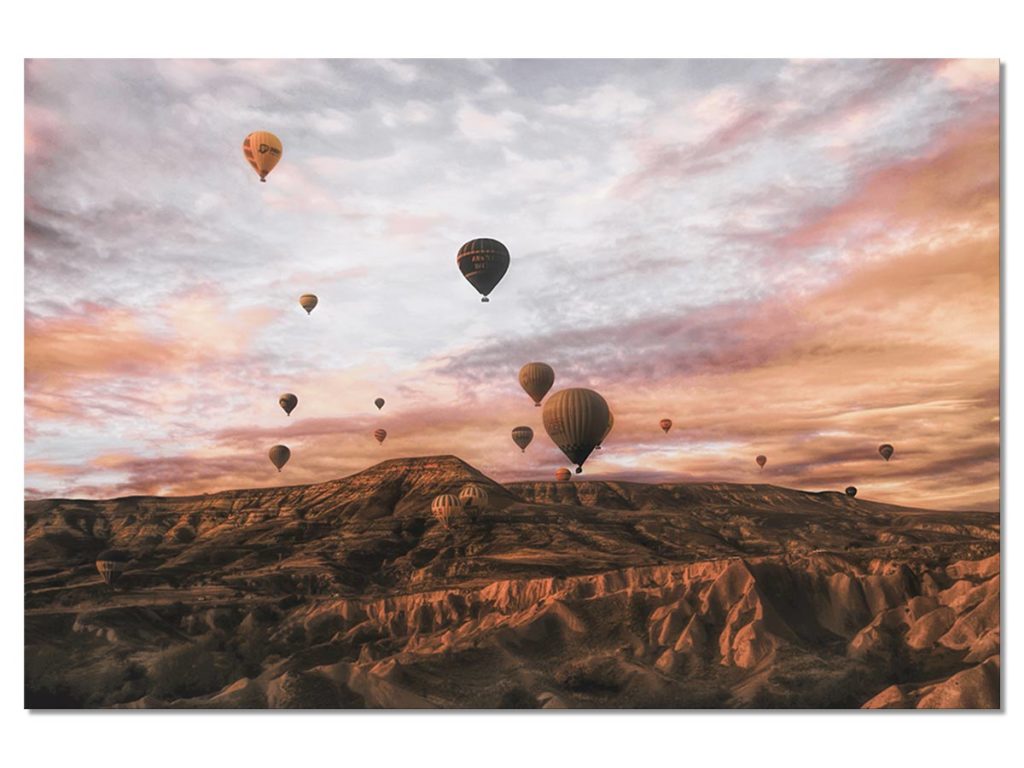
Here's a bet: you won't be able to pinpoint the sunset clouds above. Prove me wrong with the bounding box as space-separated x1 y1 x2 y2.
24 60 1000 510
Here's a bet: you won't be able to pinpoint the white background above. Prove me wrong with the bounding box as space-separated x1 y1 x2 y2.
2 1 1019 765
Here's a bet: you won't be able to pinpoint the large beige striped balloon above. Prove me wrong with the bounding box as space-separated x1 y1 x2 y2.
242 131 283 182
459 483 489 510
431 494 462 529
518 362 555 406
542 388 610 473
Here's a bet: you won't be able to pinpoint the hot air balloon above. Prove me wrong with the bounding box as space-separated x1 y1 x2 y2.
457 238 509 302
542 388 610 473
374 398 385 411
269 445 291 472
95 549 129 587
846 486 858 498
242 131 282 182
518 362 555 407
597 410 614 450
511 426 534 453
279 393 298 416
459 483 489 511
431 494 462 529
374 429 387 445
756 455 767 470
299 294 318 315
555 468 572 483
660 418 672 434
879 444 894 461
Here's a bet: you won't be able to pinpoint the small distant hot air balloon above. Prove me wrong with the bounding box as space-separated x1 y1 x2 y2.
457 238 510 302
242 131 282 182
879 444 894 462
597 410 614 450
518 362 555 406
511 426 534 453
374 429 387 445
374 398 385 411
459 483 489 511
299 294 318 314
542 388 610 473
555 468 572 483
431 494 462 529
269 445 291 472
279 393 298 416
95 549 130 587
846 486 858 498
660 418 672 434
756 455 767 470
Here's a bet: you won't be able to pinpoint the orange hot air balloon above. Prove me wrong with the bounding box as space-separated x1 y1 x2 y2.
511 426 534 453
542 388 610 473
878 444 894 461
299 294 318 314
279 393 298 416
374 398 385 411
374 428 387 445
457 238 510 302
660 418 672 434
518 362 555 406
269 445 291 472
242 131 282 182
756 454 767 470
555 468 572 483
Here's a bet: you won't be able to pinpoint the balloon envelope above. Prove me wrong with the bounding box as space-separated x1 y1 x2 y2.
457 238 509 302
95 549 129 586
660 418 672 434
299 294 318 314
511 426 534 453
555 468 572 483
459 483 489 510
269 445 291 471
242 131 282 181
879 443 894 461
518 362 555 406
542 388 610 473
431 493 462 528
845 486 858 497
756 455 767 469
598 410 614 449
374 429 387 445
374 398 385 410
279 393 298 416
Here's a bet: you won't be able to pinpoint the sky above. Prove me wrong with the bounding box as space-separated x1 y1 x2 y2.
24 59 1000 510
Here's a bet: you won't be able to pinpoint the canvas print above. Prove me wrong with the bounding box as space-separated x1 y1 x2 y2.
24 59 1000 709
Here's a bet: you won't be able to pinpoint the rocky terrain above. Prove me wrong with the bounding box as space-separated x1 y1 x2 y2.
25 456 1000 709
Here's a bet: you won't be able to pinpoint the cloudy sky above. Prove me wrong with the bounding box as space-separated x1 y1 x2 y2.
24 59 999 510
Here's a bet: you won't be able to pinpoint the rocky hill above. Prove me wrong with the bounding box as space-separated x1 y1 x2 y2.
25 456 1000 709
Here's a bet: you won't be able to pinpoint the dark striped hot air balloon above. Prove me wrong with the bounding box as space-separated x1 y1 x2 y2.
374 398 385 411
518 362 555 406
542 388 610 473
279 393 298 416
878 444 894 461
269 445 291 472
511 426 534 453
756 455 767 470
374 429 387 446
457 238 509 302
95 549 130 587
597 410 614 450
